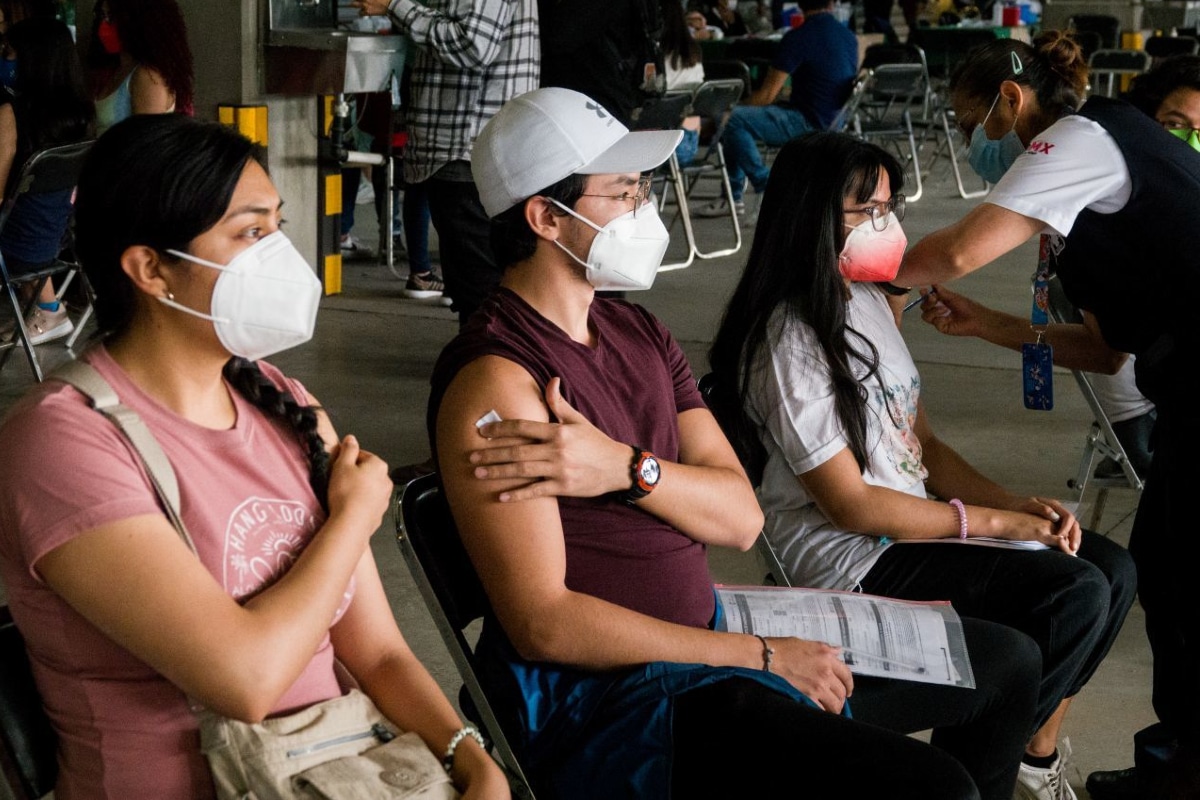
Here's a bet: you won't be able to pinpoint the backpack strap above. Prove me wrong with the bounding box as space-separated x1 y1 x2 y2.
50 360 198 556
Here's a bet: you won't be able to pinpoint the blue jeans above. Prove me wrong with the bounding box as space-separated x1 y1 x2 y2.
722 104 814 200
400 181 433 276
675 128 700 167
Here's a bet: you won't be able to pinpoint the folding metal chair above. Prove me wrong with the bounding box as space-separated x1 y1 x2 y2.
862 42 934 112
1045 278 1145 529
842 64 928 201
1087 49 1151 97
0 606 58 800
829 69 873 133
698 58 753 99
920 95 990 199
633 91 698 271
0 140 95 382
1070 30 1104 62
395 475 536 799
1068 14 1121 56
1144 34 1200 66
667 78 747 261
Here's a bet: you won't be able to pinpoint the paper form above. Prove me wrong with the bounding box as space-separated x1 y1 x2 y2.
714 585 975 688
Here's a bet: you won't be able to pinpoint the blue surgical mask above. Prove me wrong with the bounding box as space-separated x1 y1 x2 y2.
966 94 1026 184
0 57 16 90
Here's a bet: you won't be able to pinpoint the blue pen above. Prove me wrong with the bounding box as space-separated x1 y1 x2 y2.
903 288 936 313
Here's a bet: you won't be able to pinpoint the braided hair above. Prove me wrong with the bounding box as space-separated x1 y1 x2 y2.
223 358 331 511
74 114 330 508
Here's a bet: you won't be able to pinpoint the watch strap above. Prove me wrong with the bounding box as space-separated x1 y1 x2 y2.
618 447 657 504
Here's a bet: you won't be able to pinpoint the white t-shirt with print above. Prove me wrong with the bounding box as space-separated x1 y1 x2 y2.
747 283 928 591
987 114 1131 237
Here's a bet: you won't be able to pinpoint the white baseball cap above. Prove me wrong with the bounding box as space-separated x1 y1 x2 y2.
471 88 683 218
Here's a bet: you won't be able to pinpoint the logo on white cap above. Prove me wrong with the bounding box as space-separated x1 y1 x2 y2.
472 88 682 218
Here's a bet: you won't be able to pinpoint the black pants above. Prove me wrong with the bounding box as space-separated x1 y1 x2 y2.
861 531 1135 736
1132 403 1200 741
423 164 502 327
672 617 1040 800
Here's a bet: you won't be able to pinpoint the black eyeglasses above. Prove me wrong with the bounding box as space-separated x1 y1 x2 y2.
844 195 905 232
579 177 653 215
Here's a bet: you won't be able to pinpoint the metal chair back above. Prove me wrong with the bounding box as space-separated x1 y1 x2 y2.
396 476 536 799
1087 49 1152 97
665 78 748 262
1045 277 1145 528
0 606 58 800
1 140 96 381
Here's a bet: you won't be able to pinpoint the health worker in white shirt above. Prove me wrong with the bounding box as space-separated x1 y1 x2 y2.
899 34 1200 800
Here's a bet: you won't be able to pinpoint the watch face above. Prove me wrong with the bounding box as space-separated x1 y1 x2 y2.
639 456 661 486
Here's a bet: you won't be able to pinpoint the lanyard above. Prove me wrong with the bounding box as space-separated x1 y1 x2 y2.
1022 234 1054 410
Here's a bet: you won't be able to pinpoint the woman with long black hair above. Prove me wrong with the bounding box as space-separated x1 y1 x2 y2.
0 114 509 799
709 131 1136 800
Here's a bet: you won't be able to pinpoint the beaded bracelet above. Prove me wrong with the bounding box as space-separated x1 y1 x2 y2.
442 724 488 775
948 498 969 540
755 634 775 672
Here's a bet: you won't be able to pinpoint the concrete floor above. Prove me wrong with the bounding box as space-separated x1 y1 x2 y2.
0 150 1152 797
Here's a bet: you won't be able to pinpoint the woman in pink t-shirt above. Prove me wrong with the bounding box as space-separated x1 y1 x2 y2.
0 115 508 799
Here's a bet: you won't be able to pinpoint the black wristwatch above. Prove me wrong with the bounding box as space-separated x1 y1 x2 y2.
618 447 661 504
877 281 912 296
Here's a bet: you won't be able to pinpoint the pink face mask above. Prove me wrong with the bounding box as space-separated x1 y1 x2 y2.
838 213 907 283
97 19 122 55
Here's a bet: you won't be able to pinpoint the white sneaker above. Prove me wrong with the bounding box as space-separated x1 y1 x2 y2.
2 304 74 346
355 180 375 206
693 197 745 218
339 234 374 261
1014 740 1078 800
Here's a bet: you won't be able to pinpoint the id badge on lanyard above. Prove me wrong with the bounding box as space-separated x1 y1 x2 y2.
1023 235 1054 410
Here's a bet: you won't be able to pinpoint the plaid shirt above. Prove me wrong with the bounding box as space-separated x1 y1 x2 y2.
388 0 539 184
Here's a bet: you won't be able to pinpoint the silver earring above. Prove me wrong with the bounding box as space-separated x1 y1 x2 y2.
165 291 175 301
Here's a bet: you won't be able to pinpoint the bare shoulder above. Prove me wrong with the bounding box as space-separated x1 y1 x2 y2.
436 355 548 430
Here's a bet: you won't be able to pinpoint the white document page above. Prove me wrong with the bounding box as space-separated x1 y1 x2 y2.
715 586 975 688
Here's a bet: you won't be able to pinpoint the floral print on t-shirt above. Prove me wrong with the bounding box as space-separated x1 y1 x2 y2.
868 375 927 485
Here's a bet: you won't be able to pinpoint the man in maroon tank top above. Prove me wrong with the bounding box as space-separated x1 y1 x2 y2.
425 87 1041 799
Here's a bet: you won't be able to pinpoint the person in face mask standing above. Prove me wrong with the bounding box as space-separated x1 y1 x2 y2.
0 114 510 799
708 132 1135 800
428 90 1051 799
899 31 1200 800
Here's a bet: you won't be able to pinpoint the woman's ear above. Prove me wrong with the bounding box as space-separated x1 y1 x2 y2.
998 79 1027 116
119 245 171 298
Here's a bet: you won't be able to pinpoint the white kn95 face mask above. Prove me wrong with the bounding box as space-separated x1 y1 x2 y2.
163 231 321 361
550 200 671 291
